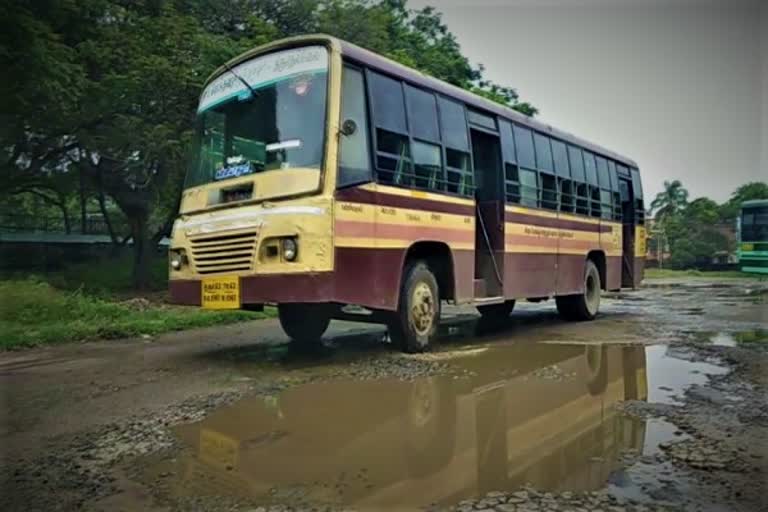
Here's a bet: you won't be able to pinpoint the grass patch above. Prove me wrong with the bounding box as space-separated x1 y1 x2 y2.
734 330 768 344
40 253 168 295
645 268 760 280
0 279 274 350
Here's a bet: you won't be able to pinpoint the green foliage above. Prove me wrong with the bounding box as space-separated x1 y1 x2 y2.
650 180 689 222
39 253 169 295
0 279 273 349
644 268 753 279
2 0 539 290
719 182 768 221
647 180 766 270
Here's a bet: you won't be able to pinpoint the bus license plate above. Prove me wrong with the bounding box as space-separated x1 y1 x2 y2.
202 276 240 309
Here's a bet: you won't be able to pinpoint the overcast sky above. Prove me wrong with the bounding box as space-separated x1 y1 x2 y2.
411 0 767 202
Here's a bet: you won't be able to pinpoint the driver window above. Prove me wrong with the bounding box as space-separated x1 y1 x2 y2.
338 66 372 188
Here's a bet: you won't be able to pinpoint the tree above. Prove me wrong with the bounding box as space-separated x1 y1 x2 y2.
1 0 538 289
650 180 689 222
719 181 768 221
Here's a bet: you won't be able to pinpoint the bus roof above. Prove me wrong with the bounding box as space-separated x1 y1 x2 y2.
742 199 768 208
206 34 640 170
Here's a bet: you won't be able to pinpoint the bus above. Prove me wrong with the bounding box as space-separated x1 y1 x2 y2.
169 35 646 352
738 199 768 274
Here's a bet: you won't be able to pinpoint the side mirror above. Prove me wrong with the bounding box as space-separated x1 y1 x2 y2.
341 119 357 136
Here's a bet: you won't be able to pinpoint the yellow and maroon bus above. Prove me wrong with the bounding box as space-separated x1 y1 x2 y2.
169 35 646 352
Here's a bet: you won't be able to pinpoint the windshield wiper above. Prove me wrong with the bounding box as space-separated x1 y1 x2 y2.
221 61 259 100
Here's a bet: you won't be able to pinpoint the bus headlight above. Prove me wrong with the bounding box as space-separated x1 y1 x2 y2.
170 249 187 270
282 238 298 261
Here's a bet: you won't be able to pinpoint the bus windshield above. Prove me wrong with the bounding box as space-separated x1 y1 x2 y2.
741 205 768 241
185 46 328 189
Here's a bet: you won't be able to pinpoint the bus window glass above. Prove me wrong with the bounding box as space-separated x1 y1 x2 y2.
552 140 570 178
446 148 473 196
405 85 439 142
741 206 768 241
499 120 516 163
413 141 442 190
188 46 329 188
438 97 469 151
541 174 557 210
519 168 538 207
590 187 601 218
596 157 611 188
338 67 372 187
584 152 598 185
560 180 574 212
534 133 554 173
600 190 613 219
575 183 589 215
607 161 620 191
514 125 536 168
631 168 643 198
375 129 411 185
468 110 497 130
568 146 585 182
368 71 407 134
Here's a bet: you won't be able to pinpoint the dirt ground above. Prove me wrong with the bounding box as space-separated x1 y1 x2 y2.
1 277 766 512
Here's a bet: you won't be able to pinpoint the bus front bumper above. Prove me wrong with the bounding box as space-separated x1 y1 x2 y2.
169 273 335 307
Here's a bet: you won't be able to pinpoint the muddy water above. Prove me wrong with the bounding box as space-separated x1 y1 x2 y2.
138 342 728 510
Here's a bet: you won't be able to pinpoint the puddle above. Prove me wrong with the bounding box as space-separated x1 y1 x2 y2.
644 345 728 405
137 342 728 509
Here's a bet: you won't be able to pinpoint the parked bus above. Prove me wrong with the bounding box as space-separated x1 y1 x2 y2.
169 35 646 352
738 199 768 274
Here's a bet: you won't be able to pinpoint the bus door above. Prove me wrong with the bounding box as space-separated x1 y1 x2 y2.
619 178 635 287
470 128 505 298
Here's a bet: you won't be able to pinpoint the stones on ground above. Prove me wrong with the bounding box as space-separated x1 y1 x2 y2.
660 438 747 472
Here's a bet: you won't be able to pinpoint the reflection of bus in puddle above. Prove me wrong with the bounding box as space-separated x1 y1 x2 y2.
167 343 648 510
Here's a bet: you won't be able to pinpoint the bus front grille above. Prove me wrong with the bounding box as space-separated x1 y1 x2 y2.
189 232 257 275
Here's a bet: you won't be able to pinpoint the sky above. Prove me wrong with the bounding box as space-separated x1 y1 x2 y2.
411 0 768 203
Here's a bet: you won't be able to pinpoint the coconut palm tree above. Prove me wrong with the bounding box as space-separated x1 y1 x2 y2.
650 180 689 221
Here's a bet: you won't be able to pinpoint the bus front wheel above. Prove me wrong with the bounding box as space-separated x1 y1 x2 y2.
556 260 601 321
388 261 440 353
278 303 331 345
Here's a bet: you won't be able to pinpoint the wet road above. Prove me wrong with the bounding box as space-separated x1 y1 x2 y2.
1 277 766 512
131 343 740 511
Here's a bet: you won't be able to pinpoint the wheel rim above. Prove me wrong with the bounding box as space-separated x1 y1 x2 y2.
410 281 435 336
409 379 436 428
585 270 599 314
585 345 602 378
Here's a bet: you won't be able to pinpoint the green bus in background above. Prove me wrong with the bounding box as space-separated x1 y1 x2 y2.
738 199 768 274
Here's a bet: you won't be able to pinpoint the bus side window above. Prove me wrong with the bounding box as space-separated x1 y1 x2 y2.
367 71 412 186
438 96 473 196
630 168 645 224
338 66 372 188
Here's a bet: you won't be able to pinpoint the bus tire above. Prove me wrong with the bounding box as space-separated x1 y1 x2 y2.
278 303 330 345
477 300 515 320
388 261 440 353
556 260 601 321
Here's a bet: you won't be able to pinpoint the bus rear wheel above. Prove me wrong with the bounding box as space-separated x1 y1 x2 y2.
278 303 331 345
556 260 601 321
388 261 440 353
477 300 515 320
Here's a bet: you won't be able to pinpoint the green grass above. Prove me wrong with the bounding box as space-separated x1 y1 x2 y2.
645 268 760 279
0 279 274 350
733 330 768 344
40 253 169 295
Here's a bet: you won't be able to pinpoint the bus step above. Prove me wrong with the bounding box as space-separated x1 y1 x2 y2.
473 296 505 305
